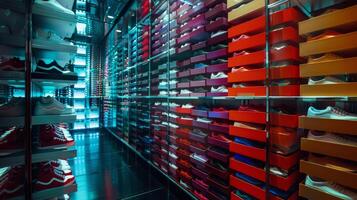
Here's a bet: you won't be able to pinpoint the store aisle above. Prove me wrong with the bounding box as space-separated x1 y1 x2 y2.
68 130 180 200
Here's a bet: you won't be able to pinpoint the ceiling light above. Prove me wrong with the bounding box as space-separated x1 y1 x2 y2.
108 15 114 19
116 29 121 33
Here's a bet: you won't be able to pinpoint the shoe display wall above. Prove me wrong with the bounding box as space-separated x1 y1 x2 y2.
0 0 80 198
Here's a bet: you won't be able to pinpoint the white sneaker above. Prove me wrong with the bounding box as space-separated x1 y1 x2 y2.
231 66 251 73
308 131 357 146
181 117 194 120
191 153 208 163
232 34 250 42
169 90 178 95
35 0 75 16
308 76 344 85
169 103 179 107
159 91 168 96
35 28 70 44
197 118 212 124
210 72 228 79
182 104 194 109
180 89 192 94
305 176 357 200
211 86 228 93
307 106 357 120
0 98 25 117
211 30 227 38
34 96 74 116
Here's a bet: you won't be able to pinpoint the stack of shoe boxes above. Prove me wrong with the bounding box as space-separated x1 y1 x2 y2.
298 4 357 199
227 0 305 199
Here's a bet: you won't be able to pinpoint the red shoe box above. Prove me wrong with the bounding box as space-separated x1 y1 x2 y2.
176 128 190 139
190 144 207 155
206 17 228 32
206 163 229 179
229 110 299 128
207 148 229 163
230 142 299 170
207 33 227 46
192 120 210 130
177 149 191 160
175 107 192 115
207 177 230 195
228 85 300 97
228 45 299 67
230 157 299 191
228 7 305 39
207 136 230 150
189 132 208 143
177 82 190 89
230 175 298 200
228 65 299 82
190 2 206 17
177 59 191 68
177 159 192 172
210 123 229 134
192 41 207 51
229 26 298 53
177 138 191 150
205 3 227 21
192 167 209 181
205 0 225 9
178 70 190 78
229 125 266 143
192 179 209 194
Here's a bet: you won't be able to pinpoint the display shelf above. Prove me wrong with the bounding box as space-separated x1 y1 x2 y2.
299 183 342 200
300 83 357 97
0 114 77 127
0 35 77 53
299 5 357 36
300 31 357 57
299 116 357 135
0 148 76 168
301 138 357 162
300 160 357 190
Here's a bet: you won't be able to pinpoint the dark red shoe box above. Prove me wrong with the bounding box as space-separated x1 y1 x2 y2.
205 3 227 21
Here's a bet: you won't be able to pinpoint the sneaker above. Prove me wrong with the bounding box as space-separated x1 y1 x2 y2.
232 34 250 42
38 125 74 149
0 167 24 198
233 122 265 130
34 97 74 116
36 60 73 75
40 160 72 175
194 63 208 69
234 51 250 57
211 86 228 93
180 89 192 94
307 30 341 41
307 106 357 120
0 57 24 71
0 127 24 155
0 98 25 117
40 124 73 142
308 53 343 64
196 118 212 124
211 30 227 38
210 72 227 79
308 76 344 85
34 0 75 15
35 166 75 191
305 176 357 200
231 66 251 73
182 104 194 109
308 131 357 146
191 153 208 163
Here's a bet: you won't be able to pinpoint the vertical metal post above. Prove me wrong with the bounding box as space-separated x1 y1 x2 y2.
24 0 32 199
264 0 271 199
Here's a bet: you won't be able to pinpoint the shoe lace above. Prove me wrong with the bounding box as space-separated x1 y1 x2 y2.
331 107 350 116
330 182 351 195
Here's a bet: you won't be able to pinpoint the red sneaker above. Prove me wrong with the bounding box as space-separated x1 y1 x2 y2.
0 166 24 199
0 58 24 71
35 167 75 191
0 127 24 155
39 125 74 149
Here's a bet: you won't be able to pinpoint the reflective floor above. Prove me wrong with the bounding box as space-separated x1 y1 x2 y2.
68 130 181 200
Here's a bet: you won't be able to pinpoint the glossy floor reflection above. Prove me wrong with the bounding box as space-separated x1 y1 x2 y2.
68 130 181 200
